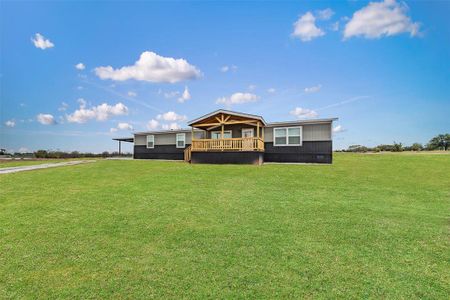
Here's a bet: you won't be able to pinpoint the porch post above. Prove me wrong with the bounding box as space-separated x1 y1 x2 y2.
221 124 224 139
257 122 260 139
118 141 121 155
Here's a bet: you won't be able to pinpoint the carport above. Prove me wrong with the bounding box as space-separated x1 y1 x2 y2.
112 137 134 155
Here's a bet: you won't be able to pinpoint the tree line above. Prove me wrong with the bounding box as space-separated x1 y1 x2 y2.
0 149 132 158
339 133 449 152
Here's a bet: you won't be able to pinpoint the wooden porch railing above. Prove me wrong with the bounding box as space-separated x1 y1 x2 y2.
191 137 264 152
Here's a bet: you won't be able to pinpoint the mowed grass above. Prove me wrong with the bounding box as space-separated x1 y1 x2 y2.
0 153 449 298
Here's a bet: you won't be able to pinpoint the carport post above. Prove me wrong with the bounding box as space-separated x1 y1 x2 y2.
118 141 121 155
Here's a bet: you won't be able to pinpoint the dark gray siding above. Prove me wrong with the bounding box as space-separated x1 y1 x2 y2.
134 144 187 160
264 141 332 163
191 151 263 165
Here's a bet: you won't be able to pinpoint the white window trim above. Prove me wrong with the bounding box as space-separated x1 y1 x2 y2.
211 130 232 139
146 135 154 149
273 126 302 146
176 133 186 148
242 128 254 138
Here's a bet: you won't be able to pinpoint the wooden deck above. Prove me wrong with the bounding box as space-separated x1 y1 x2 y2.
191 137 264 152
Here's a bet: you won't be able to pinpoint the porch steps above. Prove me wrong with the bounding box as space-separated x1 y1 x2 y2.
184 145 192 162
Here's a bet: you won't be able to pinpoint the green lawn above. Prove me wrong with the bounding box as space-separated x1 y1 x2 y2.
1 153 449 298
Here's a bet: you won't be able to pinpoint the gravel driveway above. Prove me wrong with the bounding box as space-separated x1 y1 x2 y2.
0 160 96 174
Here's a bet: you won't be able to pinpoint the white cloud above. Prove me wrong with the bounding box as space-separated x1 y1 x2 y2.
156 111 187 122
37 113 55 125
163 91 180 98
111 122 133 132
127 91 137 97
147 119 159 130
248 84 257 91
220 65 238 73
290 107 318 119
267 88 276 93
66 101 128 123
75 63 85 70
292 12 325 42
77 86 83 90
178 86 191 103
117 122 133 130
343 0 420 39
333 125 346 133
216 92 259 106
31 33 54 50
331 21 340 32
316 8 334 20
77 98 87 108
95 51 202 83
5 120 15 127
58 102 69 111
304 84 322 93
162 123 181 130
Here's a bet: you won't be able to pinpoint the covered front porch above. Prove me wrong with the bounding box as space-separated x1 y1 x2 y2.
189 110 266 151
185 110 267 163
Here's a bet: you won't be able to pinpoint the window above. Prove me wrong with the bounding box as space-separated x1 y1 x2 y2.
288 127 301 145
242 128 254 138
146 135 154 148
211 130 232 139
274 128 287 145
273 127 302 146
176 133 186 148
194 131 204 139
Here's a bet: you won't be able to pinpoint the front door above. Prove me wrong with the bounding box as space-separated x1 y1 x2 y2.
242 128 254 150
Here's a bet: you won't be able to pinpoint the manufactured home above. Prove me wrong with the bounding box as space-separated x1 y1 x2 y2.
114 109 337 164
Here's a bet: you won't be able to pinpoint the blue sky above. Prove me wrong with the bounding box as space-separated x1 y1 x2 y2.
1 0 449 153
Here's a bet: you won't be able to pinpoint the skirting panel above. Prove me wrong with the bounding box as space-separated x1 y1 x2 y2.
264 141 332 164
134 145 186 160
191 151 264 165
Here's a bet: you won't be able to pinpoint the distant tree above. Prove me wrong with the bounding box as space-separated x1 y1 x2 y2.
427 134 449 150
347 145 369 152
26 150 131 158
392 142 403 152
35 150 48 158
377 144 394 152
0 148 6 155
410 143 423 151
